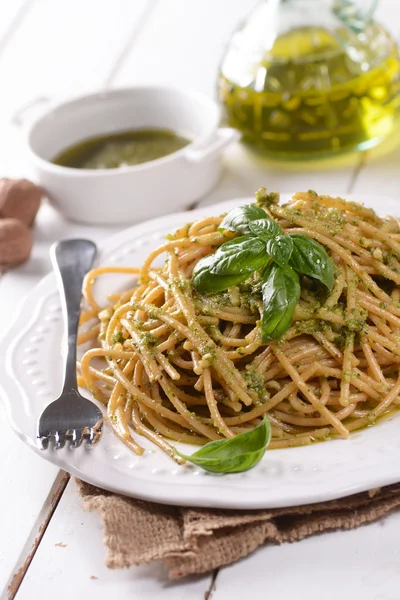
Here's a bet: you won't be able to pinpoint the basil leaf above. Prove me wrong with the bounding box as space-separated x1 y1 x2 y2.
210 236 269 275
192 254 251 294
265 235 293 267
218 205 267 235
248 216 281 241
261 263 300 342
193 237 270 294
288 234 334 291
176 416 271 473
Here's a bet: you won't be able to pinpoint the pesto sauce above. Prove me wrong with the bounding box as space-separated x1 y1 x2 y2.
52 128 191 169
243 367 268 403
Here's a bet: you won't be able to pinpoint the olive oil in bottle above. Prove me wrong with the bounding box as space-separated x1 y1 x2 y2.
218 1 400 159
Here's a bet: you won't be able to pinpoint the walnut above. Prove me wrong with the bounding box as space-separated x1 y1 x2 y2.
0 219 33 271
0 178 42 227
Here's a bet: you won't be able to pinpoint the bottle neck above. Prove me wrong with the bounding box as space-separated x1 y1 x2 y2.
334 1 377 30
269 0 377 32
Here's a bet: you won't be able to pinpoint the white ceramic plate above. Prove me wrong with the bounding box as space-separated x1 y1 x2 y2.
2 195 400 509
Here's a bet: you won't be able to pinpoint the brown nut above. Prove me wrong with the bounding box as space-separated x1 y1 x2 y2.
0 178 42 227
0 218 33 271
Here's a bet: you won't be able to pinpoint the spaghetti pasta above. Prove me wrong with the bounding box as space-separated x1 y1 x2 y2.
78 191 400 463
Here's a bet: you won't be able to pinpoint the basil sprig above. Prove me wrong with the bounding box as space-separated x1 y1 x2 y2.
192 203 334 341
176 416 271 474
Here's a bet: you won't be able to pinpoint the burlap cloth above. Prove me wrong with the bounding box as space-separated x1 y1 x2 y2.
77 479 400 579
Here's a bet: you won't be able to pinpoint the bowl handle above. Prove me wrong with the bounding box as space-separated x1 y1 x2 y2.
184 128 240 164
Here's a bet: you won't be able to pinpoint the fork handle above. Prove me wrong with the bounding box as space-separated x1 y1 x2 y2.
51 239 97 394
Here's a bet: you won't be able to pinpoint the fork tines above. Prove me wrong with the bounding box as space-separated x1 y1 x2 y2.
38 425 102 450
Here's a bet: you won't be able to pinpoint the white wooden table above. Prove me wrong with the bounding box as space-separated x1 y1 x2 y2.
1 2 400 598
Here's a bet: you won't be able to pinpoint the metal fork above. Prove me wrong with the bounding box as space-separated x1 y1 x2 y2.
37 239 104 450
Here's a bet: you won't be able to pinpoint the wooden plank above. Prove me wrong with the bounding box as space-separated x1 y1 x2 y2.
350 133 400 199
0 409 59 598
197 145 360 209
3 472 69 600
113 0 260 96
0 0 35 58
213 512 400 600
15 482 212 599
0 0 151 122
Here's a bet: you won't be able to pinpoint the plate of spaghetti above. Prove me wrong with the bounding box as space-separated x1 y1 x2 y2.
3 190 400 508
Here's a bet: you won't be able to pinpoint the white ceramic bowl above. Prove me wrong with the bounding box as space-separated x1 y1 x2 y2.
25 87 239 225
